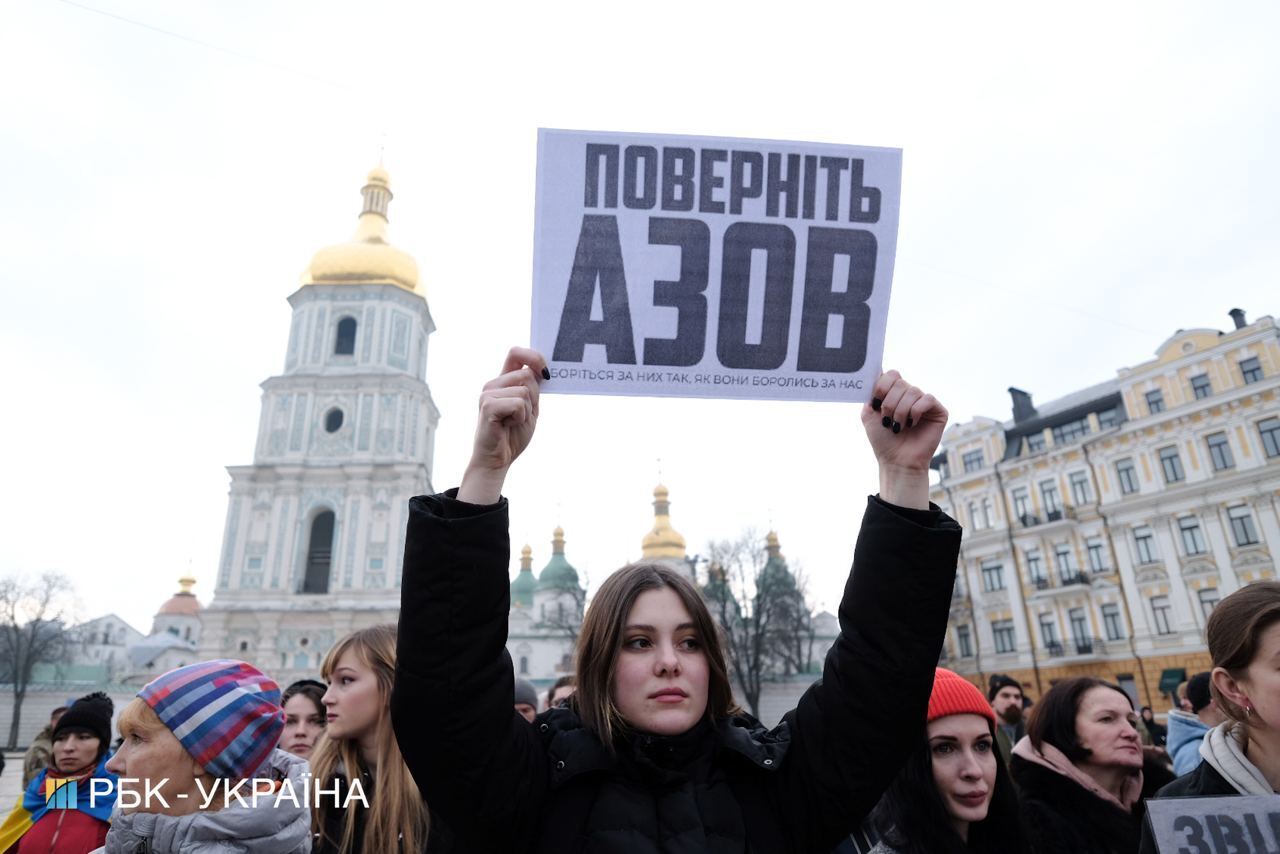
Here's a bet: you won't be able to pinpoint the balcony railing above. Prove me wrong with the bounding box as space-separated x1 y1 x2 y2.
1073 636 1105 655
1046 509 1064 522
1032 573 1089 591
1019 513 1041 528
1044 637 1106 657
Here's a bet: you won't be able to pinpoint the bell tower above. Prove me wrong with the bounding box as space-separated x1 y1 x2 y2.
199 166 439 681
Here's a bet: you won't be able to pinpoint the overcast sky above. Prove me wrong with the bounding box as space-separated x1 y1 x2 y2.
3 1 1277 634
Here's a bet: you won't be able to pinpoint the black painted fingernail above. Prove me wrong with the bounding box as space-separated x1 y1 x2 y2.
882 416 892 428
906 416 914 429
892 421 901 434
872 397 882 412
541 367 551 380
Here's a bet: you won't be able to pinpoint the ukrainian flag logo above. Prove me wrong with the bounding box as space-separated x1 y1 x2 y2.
44 778 77 810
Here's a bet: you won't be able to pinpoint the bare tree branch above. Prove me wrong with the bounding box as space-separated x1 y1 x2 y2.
701 530 817 719
0 572 76 750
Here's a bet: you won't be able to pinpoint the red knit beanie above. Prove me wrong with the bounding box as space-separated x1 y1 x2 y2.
929 668 997 723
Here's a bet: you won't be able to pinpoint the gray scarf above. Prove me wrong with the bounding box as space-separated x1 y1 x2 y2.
99 749 312 853
1200 722 1276 796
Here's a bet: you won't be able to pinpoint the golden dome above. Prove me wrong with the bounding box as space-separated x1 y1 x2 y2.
642 483 687 559
156 575 201 617
302 166 420 293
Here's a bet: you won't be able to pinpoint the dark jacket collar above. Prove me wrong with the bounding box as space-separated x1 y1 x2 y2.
1011 753 1144 852
537 706 789 789
1154 757 1237 799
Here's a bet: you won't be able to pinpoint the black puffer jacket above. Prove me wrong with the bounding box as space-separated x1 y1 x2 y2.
391 492 961 854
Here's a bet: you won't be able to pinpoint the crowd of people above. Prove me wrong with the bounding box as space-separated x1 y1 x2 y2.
1 349 1276 853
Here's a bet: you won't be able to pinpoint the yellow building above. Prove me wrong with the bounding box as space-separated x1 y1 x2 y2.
932 309 1280 709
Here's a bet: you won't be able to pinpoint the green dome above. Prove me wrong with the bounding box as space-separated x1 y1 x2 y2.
511 544 536 608
536 527 581 592
759 531 798 590
511 572 536 607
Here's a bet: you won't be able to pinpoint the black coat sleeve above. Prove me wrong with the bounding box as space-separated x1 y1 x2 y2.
390 490 547 850
767 496 961 852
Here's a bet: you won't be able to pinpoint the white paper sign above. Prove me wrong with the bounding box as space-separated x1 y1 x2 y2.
531 128 902 403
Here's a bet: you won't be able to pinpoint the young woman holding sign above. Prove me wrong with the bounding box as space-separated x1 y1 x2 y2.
390 346 961 853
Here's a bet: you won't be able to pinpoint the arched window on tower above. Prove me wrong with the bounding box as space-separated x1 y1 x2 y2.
303 511 335 594
334 317 357 356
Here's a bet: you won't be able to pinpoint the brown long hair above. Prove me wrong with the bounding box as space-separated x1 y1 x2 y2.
310 624 428 853
1207 580 1280 727
574 561 739 747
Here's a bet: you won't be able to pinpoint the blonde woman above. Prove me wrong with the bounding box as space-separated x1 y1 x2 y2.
311 624 443 853
391 347 961 853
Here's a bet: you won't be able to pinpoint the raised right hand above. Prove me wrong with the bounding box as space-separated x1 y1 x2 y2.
860 370 948 510
457 347 548 505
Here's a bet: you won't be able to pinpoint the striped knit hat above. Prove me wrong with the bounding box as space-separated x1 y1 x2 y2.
138 660 284 780
929 668 997 724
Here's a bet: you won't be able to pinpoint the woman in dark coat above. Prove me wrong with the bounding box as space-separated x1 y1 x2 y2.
1010 677 1171 854
390 347 962 854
